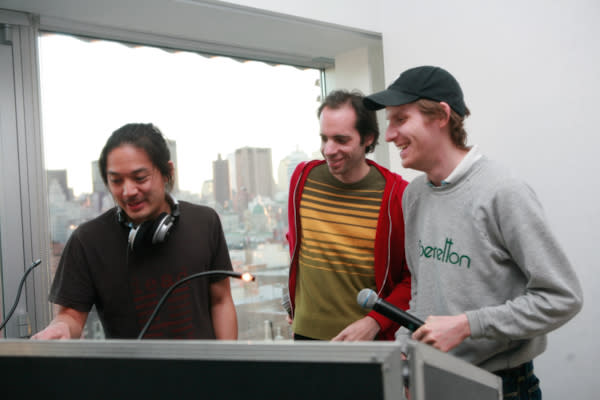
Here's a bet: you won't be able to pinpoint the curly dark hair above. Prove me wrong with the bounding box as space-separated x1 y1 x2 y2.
317 90 380 153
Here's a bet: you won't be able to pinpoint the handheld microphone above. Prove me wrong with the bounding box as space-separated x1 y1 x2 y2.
0 259 42 333
137 270 255 339
357 288 424 332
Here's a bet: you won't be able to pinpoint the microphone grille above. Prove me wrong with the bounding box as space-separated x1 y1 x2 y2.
357 288 377 309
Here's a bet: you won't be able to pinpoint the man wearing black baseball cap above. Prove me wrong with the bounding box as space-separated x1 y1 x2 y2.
365 66 583 399
363 65 467 117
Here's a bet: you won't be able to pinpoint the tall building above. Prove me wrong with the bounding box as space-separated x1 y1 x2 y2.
166 138 180 194
227 152 237 196
91 160 106 194
201 180 214 203
91 160 110 213
235 147 274 199
277 149 309 193
213 154 231 207
46 169 73 201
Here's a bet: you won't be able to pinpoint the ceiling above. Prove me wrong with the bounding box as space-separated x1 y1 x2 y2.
0 0 382 68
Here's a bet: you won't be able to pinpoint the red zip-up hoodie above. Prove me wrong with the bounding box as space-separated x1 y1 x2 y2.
286 159 411 340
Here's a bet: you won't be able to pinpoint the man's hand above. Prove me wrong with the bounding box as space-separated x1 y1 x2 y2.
411 314 471 352
30 306 87 340
31 321 72 340
331 316 380 341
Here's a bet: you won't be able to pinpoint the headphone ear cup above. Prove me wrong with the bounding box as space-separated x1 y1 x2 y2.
128 212 175 252
128 220 155 252
152 213 175 244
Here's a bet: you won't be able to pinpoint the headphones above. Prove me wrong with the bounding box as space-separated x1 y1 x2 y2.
117 193 180 252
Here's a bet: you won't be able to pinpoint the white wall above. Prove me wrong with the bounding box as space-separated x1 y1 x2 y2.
376 1 599 398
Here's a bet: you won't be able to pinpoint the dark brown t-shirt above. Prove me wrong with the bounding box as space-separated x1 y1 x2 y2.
49 201 232 339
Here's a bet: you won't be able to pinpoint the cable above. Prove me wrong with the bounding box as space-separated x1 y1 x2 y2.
0 259 42 332
137 270 254 339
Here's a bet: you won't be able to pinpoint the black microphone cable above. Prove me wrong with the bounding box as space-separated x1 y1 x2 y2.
137 270 255 339
0 259 42 332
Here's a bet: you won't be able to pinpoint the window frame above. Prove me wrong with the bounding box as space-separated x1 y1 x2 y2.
0 11 51 337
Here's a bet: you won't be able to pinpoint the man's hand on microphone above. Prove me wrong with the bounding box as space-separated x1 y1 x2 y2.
331 316 380 341
411 314 471 352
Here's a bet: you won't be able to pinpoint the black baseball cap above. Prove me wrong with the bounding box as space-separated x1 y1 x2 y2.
363 66 467 116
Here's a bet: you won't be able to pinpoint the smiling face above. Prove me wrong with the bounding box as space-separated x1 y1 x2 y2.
384 103 443 174
319 104 373 184
106 144 172 225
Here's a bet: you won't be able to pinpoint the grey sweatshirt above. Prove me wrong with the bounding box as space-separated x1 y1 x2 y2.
397 156 583 372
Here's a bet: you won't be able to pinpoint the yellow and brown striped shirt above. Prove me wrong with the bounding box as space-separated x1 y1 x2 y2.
292 164 385 339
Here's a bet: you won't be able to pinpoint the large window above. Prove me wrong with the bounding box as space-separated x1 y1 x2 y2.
38 32 323 340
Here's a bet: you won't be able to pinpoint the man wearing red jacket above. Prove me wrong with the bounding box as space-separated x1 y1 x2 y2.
285 90 411 341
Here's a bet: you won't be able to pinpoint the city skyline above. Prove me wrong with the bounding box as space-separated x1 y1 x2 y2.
48 145 318 201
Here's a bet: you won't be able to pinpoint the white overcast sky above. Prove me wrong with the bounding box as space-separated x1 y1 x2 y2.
38 33 322 196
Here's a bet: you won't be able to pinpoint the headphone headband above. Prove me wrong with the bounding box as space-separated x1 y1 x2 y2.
167 192 180 217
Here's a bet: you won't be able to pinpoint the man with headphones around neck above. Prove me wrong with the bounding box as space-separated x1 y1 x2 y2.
33 123 238 340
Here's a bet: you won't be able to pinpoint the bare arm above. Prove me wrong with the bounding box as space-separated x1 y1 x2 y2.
209 278 237 340
331 315 380 341
31 306 88 340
